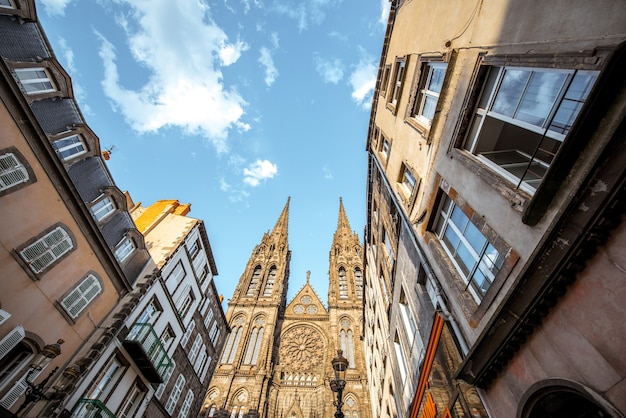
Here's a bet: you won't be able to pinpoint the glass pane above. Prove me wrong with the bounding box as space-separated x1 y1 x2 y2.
464 221 486 253
491 69 530 117
421 95 437 120
442 226 461 252
550 72 597 134
516 71 566 127
453 242 475 276
428 66 446 93
450 206 468 231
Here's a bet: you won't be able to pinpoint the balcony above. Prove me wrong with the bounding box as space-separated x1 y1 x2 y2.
122 322 173 383
71 399 115 418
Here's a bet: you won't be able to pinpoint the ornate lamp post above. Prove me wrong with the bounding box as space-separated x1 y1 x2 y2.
14 339 64 416
330 349 349 418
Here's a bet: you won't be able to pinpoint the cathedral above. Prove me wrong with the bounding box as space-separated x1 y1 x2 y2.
203 198 371 418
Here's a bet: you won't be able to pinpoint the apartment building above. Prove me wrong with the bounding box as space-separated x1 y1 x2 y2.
364 0 626 417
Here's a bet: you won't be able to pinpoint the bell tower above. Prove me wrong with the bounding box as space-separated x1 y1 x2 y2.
205 198 291 417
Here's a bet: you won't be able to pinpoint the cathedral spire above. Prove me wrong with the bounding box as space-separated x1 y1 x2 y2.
337 197 351 234
271 197 290 240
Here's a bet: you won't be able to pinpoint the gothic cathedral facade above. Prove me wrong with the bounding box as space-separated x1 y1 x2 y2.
204 199 371 418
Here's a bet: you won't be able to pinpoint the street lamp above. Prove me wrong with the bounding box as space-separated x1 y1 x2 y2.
14 339 64 416
330 349 349 418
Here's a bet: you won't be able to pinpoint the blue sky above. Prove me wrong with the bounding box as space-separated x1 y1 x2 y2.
37 0 389 305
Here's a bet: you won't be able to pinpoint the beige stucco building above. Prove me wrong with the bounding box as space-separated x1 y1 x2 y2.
203 199 371 418
364 0 626 417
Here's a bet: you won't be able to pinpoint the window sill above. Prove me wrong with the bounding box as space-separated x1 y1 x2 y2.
405 116 431 141
451 149 530 213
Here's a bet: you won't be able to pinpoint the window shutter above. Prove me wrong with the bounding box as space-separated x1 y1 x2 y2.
0 367 42 408
61 274 102 318
0 153 28 191
19 227 73 273
0 309 11 326
0 325 25 361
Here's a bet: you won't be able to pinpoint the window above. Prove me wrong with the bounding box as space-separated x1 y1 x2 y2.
52 134 87 161
412 62 447 123
243 323 264 365
204 307 214 328
168 261 186 289
176 288 195 319
247 266 261 296
117 381 145 418
187 238 200 259
399 164 417 201
60 273 102 319
87 355 126 400
19 225 74 274
380 64 391 96
188 334 203 365
195 348 208 374
382 227 395 265
378 136 390 162
399 289 418 347
159 327 175 353
135 298 161 325
393 333 408 388
434 194 505 300
220 326 243 364
165 374 185 414
0 333 30 392
209 322 219 345
155 359 176 399
14 68 56 95
338 267 348 299
389 58 407 107
90 196 116 222
198 264 210 286
178 390 194 418
114 237 135 263
463 66 598 194
339 321 355 368
354 268 363 299
180 321 195 348
0 152 29 192
262 267 276 297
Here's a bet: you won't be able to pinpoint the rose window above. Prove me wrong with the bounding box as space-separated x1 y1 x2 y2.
280 326 324 370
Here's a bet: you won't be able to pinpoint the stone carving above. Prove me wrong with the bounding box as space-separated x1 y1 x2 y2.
280 326 324 370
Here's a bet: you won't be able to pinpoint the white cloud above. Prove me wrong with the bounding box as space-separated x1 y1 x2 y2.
270 32 280 49
243 159 278 186
57 38 76 74
323 165 334 180
274 0 339 31
314 55 344 84
380 0 391 26
349 56 377 109
219 40 250 66
39 0 73 16
96 0 249 154
259 47 278 87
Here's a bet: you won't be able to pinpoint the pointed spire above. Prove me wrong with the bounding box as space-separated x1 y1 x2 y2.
336 197 352 234
270 197 290 238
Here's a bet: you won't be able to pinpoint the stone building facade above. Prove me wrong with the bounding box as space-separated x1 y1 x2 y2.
203 199 371 418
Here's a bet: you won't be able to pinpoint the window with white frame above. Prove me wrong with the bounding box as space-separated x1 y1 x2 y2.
380 64 391 96
114 237 135 263
204 307 214 328
178 389 194 418
379 136 390 162
176 288 194 319
165 374 185 414
159 326 175 353
14 68 56 95
87 354 126 400
382 227 395 265
19 225 74 274
90 196 115 222
180 321 195 348
389 58 407 107
155 359 176 399
60 273 102 319
194 347 207 374
0 152 29 192
188 334 202 365
198 264 210 286
434 194 506 300
462 66 598 194
399 288 418 347
0 0 16 9
168 261 186 289
52 134 87 161
209 322 219 345
412 62 447 123
117 381 145 418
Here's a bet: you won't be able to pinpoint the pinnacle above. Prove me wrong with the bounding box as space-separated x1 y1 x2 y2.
336 197 352 235
270 197 290 239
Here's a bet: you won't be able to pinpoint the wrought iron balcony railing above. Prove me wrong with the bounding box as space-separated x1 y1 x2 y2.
71 398 116 418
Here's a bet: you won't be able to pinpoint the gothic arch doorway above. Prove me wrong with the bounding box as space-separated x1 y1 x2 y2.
519 381 622 418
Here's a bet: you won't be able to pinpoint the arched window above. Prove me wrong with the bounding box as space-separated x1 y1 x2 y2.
243 318 265 365
344 395 359 418
354 268 363 299
220 326 243 364
338 267 348 298
247 266 261 296
339 319 355 368
262 266 276 297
